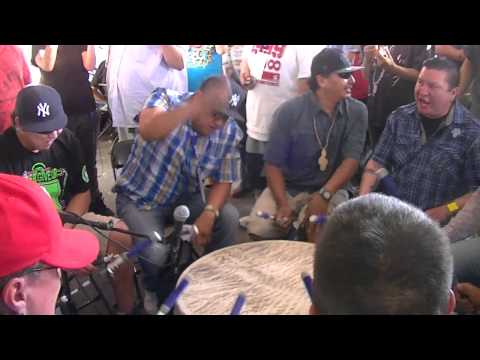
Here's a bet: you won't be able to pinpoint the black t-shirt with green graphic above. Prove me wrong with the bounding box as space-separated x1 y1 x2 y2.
0 127 90 210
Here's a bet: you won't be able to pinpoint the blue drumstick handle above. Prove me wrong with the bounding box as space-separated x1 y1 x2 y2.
157 277 190 315
309 214 328 225
301 272 314 302
256 211 275 220
127 239 152 257
230 292 246 315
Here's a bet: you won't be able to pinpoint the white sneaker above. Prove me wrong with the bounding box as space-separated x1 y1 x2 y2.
143 290 159 315
239 216 250 229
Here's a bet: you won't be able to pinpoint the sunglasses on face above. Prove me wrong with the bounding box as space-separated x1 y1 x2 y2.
36 129 60 135
337 72 353 80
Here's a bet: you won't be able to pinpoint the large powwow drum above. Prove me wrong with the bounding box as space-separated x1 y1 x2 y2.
175 240 314 315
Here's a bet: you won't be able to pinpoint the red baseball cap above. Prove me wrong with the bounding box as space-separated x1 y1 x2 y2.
0 174 99 277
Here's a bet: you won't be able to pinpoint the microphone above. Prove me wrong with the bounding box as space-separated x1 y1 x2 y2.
375 168 398 197
59 210 113 230
105 239 153 275
168 205 192 275
171 205 190 242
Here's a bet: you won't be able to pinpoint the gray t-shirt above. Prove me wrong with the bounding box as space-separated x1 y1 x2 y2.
264 92 368 193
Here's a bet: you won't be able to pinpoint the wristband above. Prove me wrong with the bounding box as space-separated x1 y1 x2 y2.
447 201 459 213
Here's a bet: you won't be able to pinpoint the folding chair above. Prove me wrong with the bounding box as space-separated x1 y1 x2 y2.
110 138 134 181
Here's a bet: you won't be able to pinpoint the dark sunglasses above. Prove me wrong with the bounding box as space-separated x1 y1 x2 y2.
36 129 60 135
337 72 353 79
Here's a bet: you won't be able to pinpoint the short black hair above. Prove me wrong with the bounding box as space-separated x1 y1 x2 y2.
312 194 453 314
422 56 459 89
199 75 230 93
308 76 319 92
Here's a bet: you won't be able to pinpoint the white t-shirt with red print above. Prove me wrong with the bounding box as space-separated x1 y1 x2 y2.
243 45 325 142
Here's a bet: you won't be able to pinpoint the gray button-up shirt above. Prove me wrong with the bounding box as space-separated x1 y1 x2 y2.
264 91 368 193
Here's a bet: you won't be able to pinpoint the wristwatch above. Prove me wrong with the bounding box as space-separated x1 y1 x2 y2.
318 187 332 202
204 204 220 218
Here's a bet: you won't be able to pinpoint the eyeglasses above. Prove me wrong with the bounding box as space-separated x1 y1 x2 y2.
0 264 61 289
337 72 353 80
23 264 62 278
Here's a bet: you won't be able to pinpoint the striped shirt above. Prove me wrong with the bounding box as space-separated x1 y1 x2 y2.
114 88 243 209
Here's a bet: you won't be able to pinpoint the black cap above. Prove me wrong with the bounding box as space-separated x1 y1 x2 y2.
211 76 246 123
311 48 364 77
15 85 68 133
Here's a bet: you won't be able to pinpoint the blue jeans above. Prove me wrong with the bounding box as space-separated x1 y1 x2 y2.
116 192 239 293
451 235 480 286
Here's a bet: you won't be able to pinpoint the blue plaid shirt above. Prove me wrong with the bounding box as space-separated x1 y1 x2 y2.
114 88 243 209
373 101 480 210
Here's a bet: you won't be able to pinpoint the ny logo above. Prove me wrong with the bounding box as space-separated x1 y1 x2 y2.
37 103 50 118
229 94 240 107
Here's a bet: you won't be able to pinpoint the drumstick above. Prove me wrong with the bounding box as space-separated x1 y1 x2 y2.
256 210 275 220
230 292 246 315
309 214 327 225
157 277 190 315
301 272 314 302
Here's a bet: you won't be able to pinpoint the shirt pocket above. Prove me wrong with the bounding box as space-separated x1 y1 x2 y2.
429 143 464 179
391 135 416 171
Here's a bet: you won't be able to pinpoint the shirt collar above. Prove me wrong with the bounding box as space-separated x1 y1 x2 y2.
413 100 461 126
308 91 346 117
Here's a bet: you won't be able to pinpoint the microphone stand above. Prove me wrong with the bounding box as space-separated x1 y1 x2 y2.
167 227 200 278
60 211 153 242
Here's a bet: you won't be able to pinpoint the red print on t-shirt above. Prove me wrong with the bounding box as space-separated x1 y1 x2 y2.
251 45 286 87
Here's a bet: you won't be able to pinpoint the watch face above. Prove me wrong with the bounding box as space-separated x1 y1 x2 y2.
323 191 332 200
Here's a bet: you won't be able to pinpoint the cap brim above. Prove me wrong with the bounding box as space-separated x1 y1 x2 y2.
336 65 365 74
21 112 68 133
41 227 99 270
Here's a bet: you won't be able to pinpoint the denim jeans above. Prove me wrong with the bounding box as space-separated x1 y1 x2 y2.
116 192 239 293
451 234 480 286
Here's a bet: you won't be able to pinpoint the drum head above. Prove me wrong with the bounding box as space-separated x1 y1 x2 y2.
175 240 314 315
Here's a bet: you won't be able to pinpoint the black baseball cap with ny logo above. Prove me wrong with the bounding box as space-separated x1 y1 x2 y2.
311 48 364 77
15 85 68 133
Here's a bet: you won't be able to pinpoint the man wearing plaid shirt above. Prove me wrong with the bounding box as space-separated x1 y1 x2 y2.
114 76 243 312
360 57 480 225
